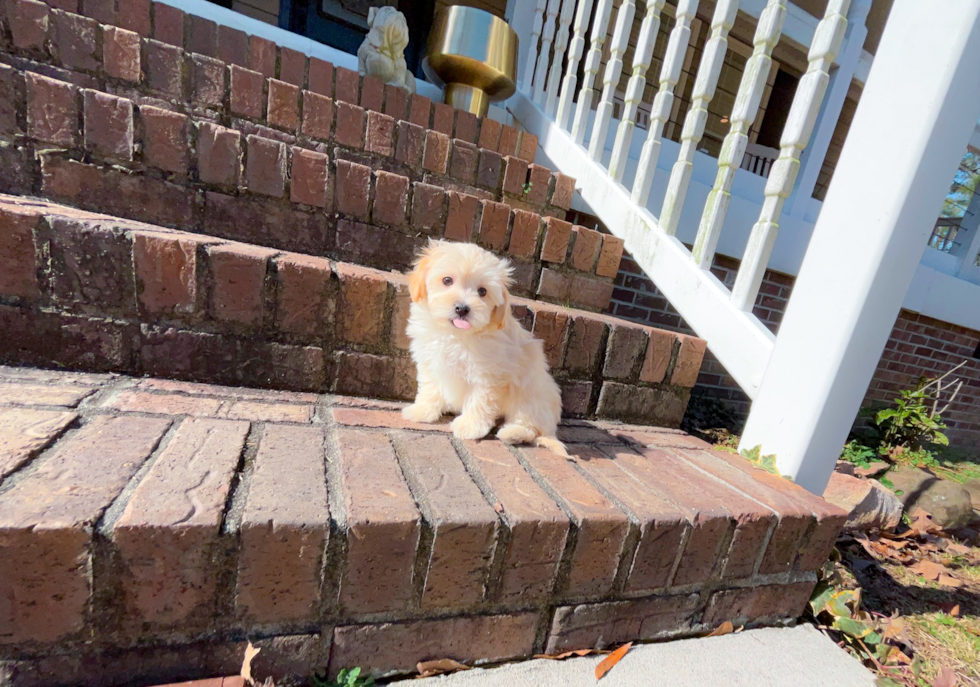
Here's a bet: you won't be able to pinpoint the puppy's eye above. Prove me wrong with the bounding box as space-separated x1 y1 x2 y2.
442 277 453 286
477 287 487 297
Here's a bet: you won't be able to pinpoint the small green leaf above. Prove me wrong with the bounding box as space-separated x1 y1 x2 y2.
833 616 875 638
809 582 835 615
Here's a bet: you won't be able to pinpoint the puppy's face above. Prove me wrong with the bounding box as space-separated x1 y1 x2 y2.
408 242 513 334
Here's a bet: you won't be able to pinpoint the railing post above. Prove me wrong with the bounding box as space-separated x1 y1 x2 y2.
739 0 980 494
787 0 870 220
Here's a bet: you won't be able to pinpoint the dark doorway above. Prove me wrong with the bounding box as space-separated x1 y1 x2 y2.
756 69 799 149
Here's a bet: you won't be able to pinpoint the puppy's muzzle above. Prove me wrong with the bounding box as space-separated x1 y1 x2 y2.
452 303 472 330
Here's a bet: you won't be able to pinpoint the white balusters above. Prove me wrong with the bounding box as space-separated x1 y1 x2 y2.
692 0 786 269
521 0 549 89
730 0 851 310
556 0 597 128
571 0 614 144
609 0 666 180
532 0 565 103
544 0 577 115
631 0 700 205
588 0 637 160
658 0 739 235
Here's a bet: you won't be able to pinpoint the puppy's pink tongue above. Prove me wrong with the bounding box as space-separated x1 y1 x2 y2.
452 318 471 330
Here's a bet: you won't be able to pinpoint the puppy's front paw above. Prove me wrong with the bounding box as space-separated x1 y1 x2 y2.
402 403 443 424
451 414 492 440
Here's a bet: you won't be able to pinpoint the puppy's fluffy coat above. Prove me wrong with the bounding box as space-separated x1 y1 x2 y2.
403 241 570 456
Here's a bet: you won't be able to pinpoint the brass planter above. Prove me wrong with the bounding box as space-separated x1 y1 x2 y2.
422 6 518 118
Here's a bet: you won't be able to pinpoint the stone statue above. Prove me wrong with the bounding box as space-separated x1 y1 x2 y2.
357 7 416 94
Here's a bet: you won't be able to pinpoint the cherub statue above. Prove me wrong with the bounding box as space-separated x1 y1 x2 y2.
357 6 416 94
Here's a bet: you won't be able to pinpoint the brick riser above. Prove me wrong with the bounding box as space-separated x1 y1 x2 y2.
0 195 703 426
0 365 846 686
0 0 624 313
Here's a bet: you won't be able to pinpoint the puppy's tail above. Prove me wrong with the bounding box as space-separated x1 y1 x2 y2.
534 435 575 461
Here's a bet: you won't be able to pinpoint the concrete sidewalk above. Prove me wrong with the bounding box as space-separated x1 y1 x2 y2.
399 625 876 687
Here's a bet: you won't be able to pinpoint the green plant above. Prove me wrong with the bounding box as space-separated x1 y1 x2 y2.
522 181 533 195
739 445 792 480
840 441 877 468
311 667 375 687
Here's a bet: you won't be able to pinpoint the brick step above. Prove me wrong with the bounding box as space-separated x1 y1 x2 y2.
0 364 846 687
0 194 697 427
0 0 620 313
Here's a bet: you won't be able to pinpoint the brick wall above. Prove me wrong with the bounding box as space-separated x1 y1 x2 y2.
608 253 980 448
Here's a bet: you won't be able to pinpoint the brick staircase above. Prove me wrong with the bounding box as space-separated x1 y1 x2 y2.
0 1 847 685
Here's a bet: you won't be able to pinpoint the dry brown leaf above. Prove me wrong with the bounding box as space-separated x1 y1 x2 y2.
908 559 947 581
595 642 632 680
938 574 964 588
708 621 734 637
909 508 943 536
949 604 961 617
416 659 470 678
932 666 958 687
240 641 261 686
884 646 912 665
945 542 972 555
533 649 601 660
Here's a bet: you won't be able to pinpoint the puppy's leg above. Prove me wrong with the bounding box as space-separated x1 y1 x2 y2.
450 385 498 440
403 370 446 424
496 422 536 445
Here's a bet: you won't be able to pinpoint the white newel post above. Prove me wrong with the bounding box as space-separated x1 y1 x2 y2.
739 0 980 494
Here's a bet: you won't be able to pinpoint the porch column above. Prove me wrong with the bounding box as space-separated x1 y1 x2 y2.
787 0 871 220
738 0 980 494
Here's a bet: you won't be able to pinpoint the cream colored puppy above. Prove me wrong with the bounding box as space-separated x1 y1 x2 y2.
402 241 570 457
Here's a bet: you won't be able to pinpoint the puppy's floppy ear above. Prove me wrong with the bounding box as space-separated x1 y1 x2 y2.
490 286 511 330
408 243 437 303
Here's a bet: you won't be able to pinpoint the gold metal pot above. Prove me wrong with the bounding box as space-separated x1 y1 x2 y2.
422 6 518 118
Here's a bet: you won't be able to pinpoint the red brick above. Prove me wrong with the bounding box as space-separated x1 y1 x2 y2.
569 274 614 311
221 400 313 423
332 407 450 433
703 581 815 627
0 415 169 643
112 418 247 629
334 159 371 220
152 1 184 47
540 217 572 263
0 407 75 479
0 207 40 300
217 24 248 67
594 383 688 426
26 73 77 145
245 35 275 76
301 90 333 139
141 105 190 174
475 200 511 251
525 164 550 204
552 173 575 210
363 110 394 156
104 389 215 417
422 129 450 174
408 93 431 127
498 125 519 156
53 10 98 71
450 139 479 184
564 316 606 375
570 226 602 272
229 64 264 119
80 0 113 22
336 429 420 614
360 74 384 112
547 594 702 652
383 83 408 119
432 102 453 135
190 54 225 107
333 351 417 401
602 324 647 380
373 171 409 226
103 26 141 82
267 79 300 131
334 66 359 103
207 244 274 325
136 378 317 403
83 90 134 160
290 147 329 208
278 46 306 86
335 101 365 148
331 614 537 677
459 440 567 604
444 192 481 242
454 110 478 144
197 122 241 187
394 120 424 166
507 210 542 258
671 335 706 387
639 329 675 384
532 309 570 368
477 149 504 190
517 131 538 162
334 219 419 272
143 39 184 98
10 0 50 50
119 0 151 36
561 381 593 415
245 135 286 198
47 219 135 315
0 381 94 407
274 253 334 337
187 14 217 57
596 235 625 278
502 156 528 195
237 425 329 624
394 433 498 609
133 232 198 315
308 57 333 96
411 183 446 235
478 119 501 151
336 263 389 346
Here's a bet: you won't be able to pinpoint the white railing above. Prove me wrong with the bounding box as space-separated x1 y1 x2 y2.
508 0 980 492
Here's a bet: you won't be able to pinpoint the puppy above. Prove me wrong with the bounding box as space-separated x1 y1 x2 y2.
402 241 571 458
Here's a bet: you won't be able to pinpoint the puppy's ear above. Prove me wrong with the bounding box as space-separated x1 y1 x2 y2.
490 286 511 330
408 246 435 303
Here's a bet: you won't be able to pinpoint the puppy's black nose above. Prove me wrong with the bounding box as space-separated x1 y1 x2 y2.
454 303 470 317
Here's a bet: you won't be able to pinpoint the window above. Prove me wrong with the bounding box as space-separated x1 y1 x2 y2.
930 149 980 252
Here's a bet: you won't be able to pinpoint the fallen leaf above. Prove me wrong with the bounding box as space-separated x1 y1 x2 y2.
949 604 961 617
938 574 963 588
241 641 261 686
493 502 504 514
908 508 943 536
884 647 911 665
533 649 601 660
945 542 971 556
907 560 947 581
932 666 957 687
707 621 734 637
595 642 632 680
416 659 470 677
